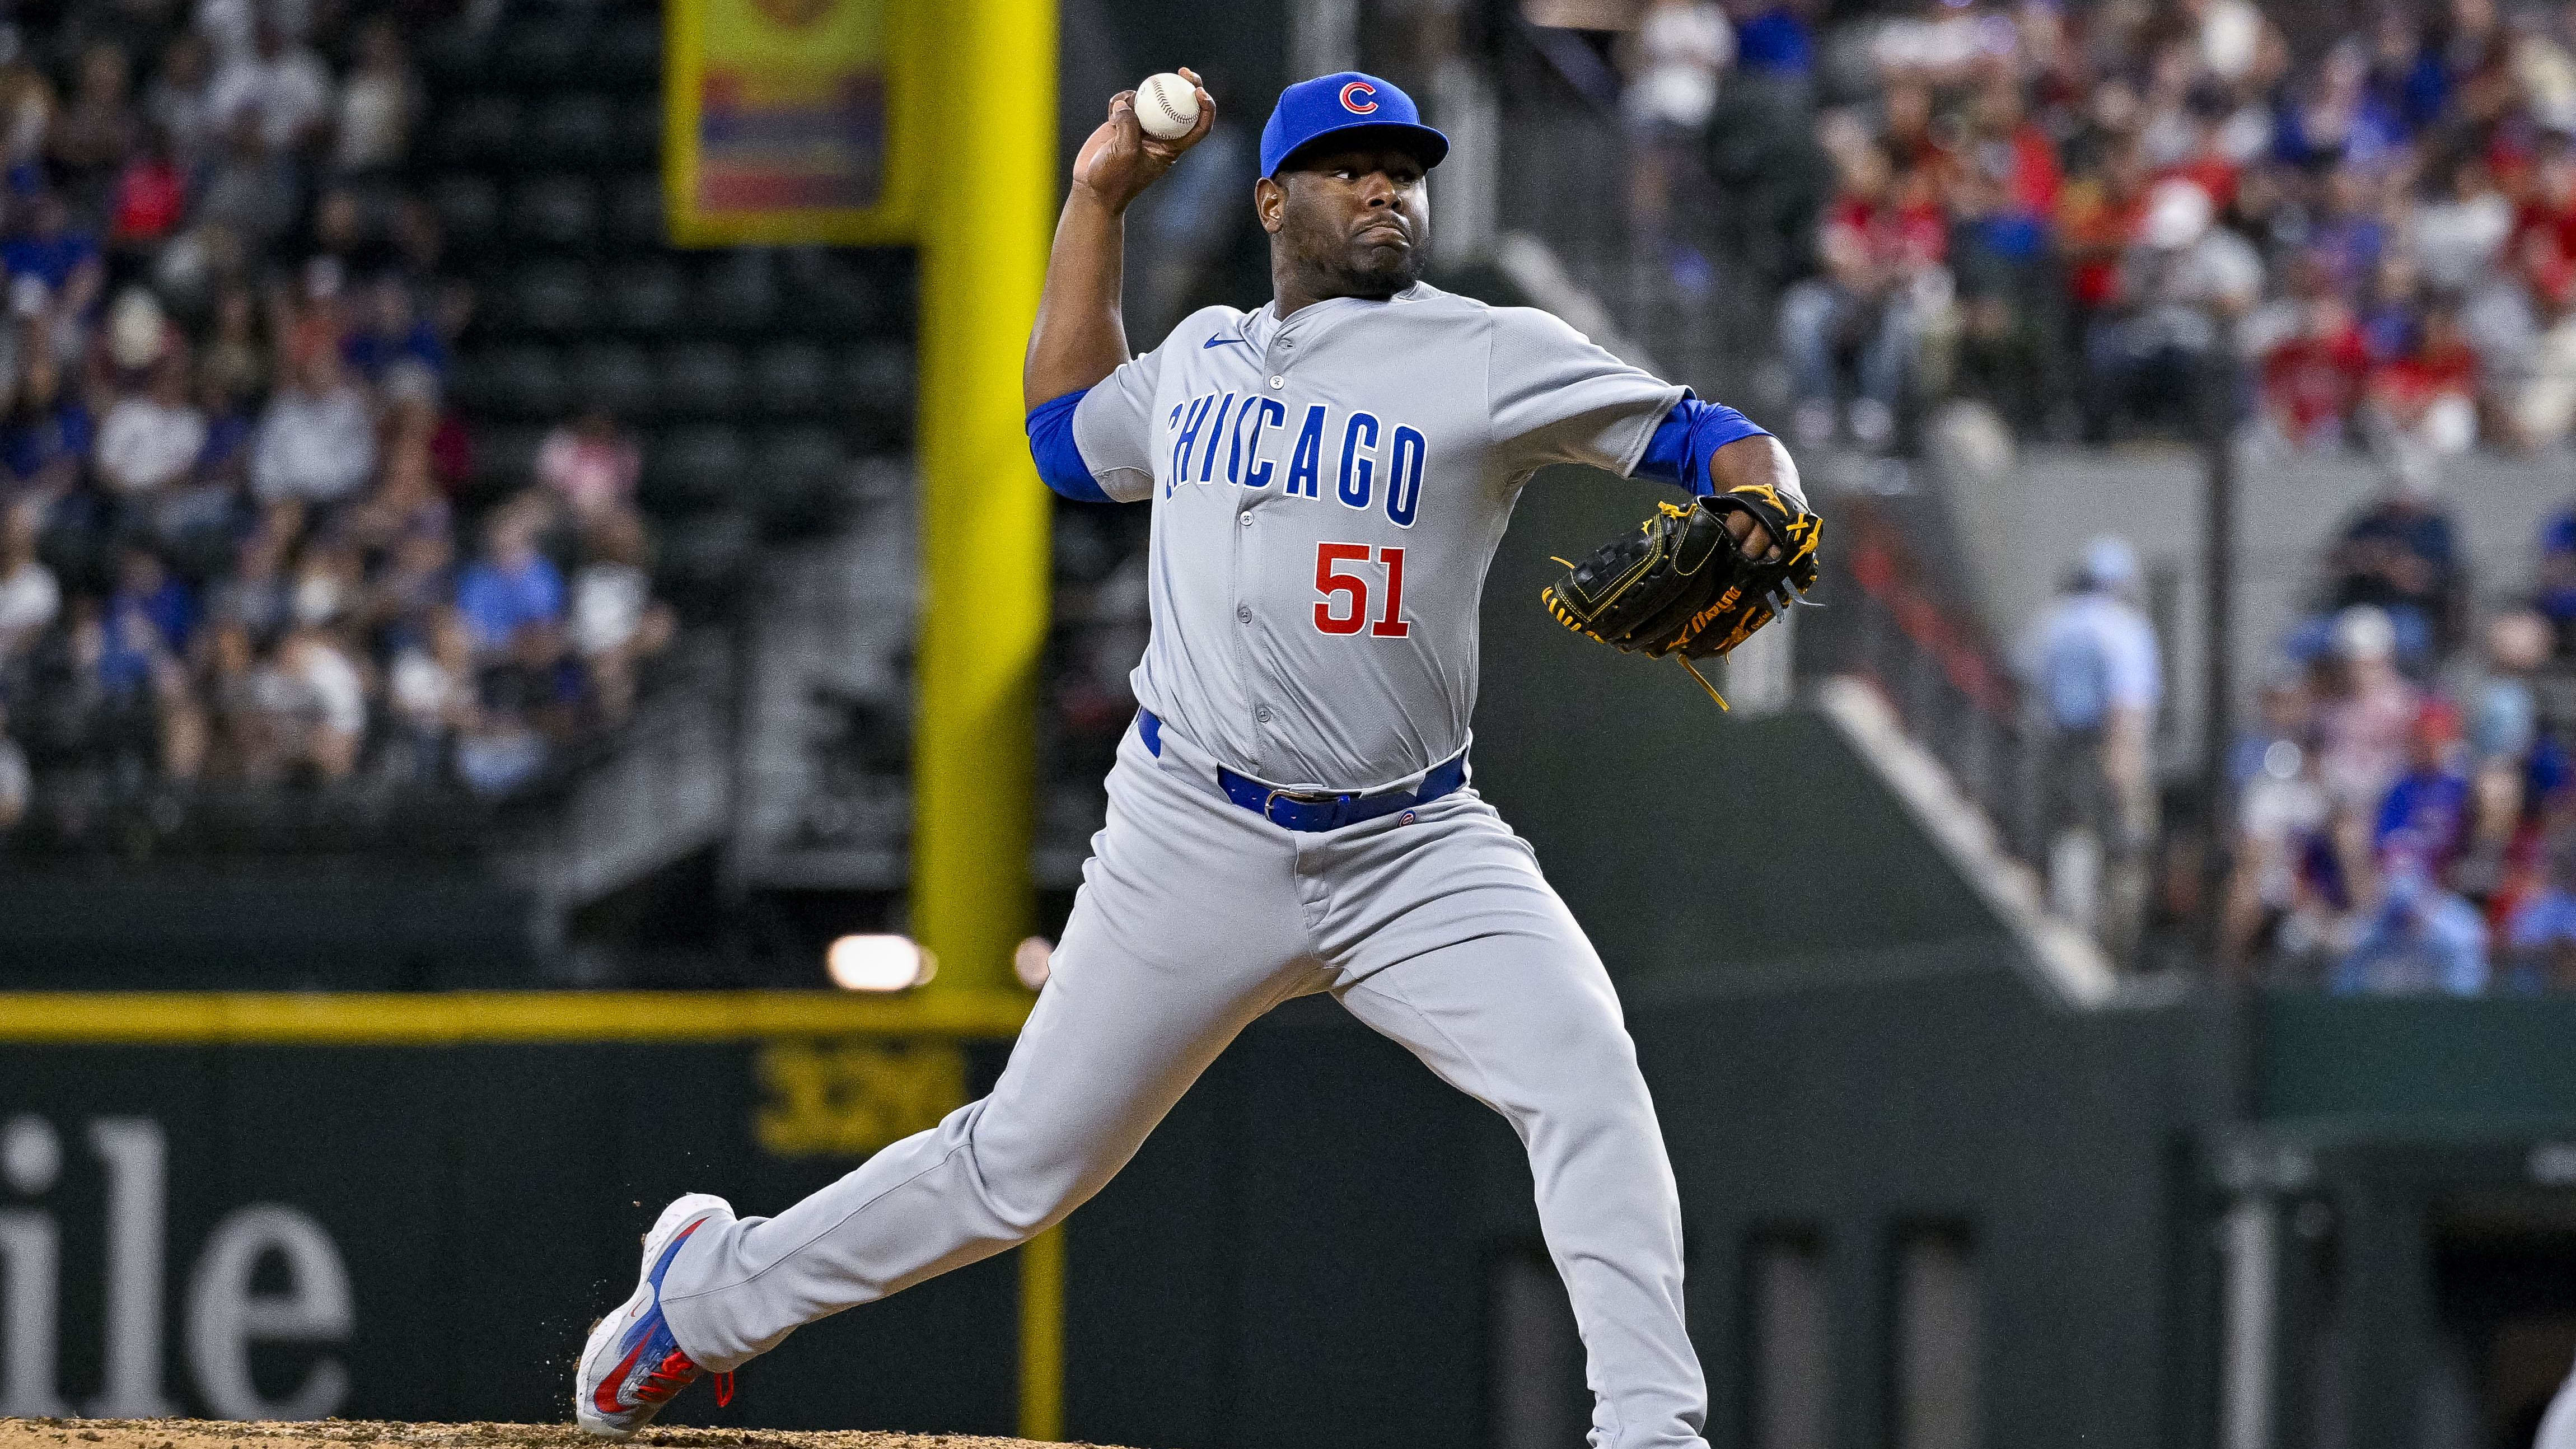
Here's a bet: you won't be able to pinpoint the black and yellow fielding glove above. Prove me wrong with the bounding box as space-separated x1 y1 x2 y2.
1539 483 1822 706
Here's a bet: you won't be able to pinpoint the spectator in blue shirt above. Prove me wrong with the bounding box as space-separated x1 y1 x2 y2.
341 276 447 389
2504 823 2576 991
2017 534 2162 965
109 546 193 658
87 577 205 780
1 189 104 295
455 505 564 658
2503 853 2576 994
1731 2 1813 77
2367 9 2453 134
2331 857 2488 994
2022 536 2163 733
94 592 158 699
0 349 92 489
2373 698 2471 871
2535 503 2576 640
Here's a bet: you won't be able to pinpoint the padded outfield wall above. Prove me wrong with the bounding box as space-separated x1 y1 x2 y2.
0 981 2225 1449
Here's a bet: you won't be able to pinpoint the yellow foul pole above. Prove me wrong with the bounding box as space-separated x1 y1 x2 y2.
908 1 1063 1428
911 0 1055 996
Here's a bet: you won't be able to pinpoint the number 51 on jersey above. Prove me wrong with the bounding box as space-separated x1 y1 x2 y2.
1313 543 1410 638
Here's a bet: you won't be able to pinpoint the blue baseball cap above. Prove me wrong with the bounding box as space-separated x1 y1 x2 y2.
1259 72 1449 178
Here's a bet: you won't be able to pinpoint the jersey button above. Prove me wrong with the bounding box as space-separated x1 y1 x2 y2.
1256 706 1273 723
1267 375 1284 389
1240 511 1254 526
1236 605 1252 623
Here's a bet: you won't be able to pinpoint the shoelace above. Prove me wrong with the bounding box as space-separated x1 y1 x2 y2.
633 1349 696 1405
635 1350 735 1407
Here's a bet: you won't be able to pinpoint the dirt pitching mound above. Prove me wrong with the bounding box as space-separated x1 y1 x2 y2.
0 1422 1124 1449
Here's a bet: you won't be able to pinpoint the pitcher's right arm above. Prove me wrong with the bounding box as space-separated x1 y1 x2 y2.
1022 71 1215 410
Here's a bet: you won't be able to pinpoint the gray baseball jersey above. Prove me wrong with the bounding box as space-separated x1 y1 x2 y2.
633 284 1776 1449
1071 282 1697 789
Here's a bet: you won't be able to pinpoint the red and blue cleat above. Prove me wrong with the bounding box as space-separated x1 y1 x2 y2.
574 1193 737 1439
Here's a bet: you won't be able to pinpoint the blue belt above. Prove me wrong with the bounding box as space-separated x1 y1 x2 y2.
1137 710 1467 833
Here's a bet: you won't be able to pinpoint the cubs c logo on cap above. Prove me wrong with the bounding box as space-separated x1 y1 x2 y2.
1258 72 1447 176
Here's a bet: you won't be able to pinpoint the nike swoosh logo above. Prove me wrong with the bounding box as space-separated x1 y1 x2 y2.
1203 335 1248 348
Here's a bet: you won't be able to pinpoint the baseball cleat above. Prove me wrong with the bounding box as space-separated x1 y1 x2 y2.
574 1192 737 1439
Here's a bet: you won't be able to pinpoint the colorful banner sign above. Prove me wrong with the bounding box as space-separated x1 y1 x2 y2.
665 0 922 245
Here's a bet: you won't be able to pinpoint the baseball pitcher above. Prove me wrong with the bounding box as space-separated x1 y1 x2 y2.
575 69 1820 1449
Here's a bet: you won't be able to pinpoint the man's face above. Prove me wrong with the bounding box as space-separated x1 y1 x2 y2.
1260 145 1432 298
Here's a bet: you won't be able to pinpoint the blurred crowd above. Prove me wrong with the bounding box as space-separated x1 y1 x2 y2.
1599 0 2576 989
1645 0 2576 456
2214 475 2576 994
2021 467 2576 992
0 0 670 837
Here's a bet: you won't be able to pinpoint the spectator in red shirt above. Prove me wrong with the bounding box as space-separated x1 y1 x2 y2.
2509 147 2576 450
1967 76 2062 219
2510 132 2576 302
105 125 186 255
2262 290 2372 449
1777 139 1948 451
2365 298 2480 456
2308 163 2390 298
2058 135 2152 319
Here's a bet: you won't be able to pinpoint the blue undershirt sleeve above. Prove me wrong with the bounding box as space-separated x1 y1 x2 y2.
1630 395 1772 495
1026 387 1112 503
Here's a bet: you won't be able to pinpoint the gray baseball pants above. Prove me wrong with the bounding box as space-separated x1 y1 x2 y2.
658 719 1709 1449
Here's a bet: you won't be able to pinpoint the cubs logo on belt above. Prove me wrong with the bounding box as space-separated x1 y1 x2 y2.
1339 81 1378 114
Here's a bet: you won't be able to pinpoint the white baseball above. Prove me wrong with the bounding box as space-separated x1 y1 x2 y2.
1135 72 1201 141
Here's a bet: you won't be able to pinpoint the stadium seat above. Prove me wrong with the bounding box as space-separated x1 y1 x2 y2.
472 424 548 497
620 97 665 161
592 13 664 84
607 173 665 248
783 251 882 331
417 21 489 84
510 176 599 250
495 18 590 85
845 454 913 504
511 261 598 334
568 341 658 420
430 176 503 253
484 345 571 420
445 350 503 413
605 259 685 334
843 343 914 416
749 427 849 534
698 253 779 333
660 343 744 417
653 509 757 598
641 425 748 510
444 350 492 411
532 94 619 167
433 95 521 166
750 342 833 417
